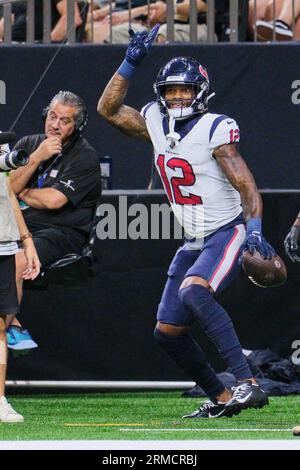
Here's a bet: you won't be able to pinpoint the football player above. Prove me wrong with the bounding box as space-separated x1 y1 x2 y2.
97 25 275 418
284 211 300 263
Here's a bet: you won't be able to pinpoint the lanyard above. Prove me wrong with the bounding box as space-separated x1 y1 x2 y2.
37 173 48 188
37 153 61 189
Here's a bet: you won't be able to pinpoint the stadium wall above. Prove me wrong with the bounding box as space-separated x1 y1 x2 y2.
0 43 300 189
8 191 300 382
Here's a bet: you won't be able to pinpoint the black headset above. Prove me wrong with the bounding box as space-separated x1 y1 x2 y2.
42 104 89 134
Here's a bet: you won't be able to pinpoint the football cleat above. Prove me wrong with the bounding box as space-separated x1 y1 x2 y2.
225 381 269 413
182 399 240 419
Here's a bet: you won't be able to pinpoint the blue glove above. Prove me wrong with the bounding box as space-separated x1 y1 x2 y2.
243 218 276 260
117 24 160 80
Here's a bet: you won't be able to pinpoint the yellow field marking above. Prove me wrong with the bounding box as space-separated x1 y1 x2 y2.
64 423 145 427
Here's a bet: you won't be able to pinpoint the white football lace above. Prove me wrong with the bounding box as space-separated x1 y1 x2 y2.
231 383 252 399
199 400 216 411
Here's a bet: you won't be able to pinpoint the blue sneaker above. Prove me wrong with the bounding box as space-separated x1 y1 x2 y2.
7 326 38 352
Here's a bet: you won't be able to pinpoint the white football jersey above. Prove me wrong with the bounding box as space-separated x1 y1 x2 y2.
141 102 243 238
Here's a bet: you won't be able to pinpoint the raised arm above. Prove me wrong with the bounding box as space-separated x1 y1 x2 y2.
214 143 275 260
97 24 160 143
98 73 150 142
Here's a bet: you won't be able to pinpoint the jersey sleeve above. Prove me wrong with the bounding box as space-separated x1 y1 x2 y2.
209 116 240 151
140 101 156 121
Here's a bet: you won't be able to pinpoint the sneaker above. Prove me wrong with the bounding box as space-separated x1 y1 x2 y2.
255 20 293 41
0 396 24 423
7 326 38 351
225 381 269 414
182 399 240 419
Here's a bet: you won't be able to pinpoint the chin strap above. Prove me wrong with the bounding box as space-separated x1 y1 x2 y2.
166 115 181 148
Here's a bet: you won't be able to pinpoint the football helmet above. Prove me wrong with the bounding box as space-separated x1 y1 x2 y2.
153 57 212 120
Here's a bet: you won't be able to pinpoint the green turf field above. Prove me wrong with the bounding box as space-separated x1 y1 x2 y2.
0 392 300 440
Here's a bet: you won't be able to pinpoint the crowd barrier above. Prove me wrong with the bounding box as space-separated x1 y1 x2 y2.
0 43 300 189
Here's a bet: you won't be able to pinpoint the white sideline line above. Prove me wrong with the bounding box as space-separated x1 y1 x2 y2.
120 428 292 433
6 380 195 389
0 440 300 450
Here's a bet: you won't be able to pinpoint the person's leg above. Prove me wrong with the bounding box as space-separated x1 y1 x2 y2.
109 22 146 44
277 0 300 23
0 314 7 397
6 250 27 328
155 23 168 43
86 17 110 43
6 249 37 352
154 248 235 417
248 0 271 38
178 221 268 412
155 23 209 43
263 0 284 21
294 13 300 37
256 0 294 40
0 255 23 422
179 223 253 381
7 225 85 350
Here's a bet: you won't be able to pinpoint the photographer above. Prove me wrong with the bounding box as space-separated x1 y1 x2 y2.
7 91 101 352
0 142 40 423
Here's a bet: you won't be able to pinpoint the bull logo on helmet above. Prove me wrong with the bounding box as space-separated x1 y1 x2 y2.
199 65 209 82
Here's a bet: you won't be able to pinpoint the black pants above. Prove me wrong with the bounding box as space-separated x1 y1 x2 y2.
0 255 18 315
25 221 86 267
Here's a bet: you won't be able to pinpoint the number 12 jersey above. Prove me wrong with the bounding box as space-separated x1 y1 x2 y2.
142 102 243 239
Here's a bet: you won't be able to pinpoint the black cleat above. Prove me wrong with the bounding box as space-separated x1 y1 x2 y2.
225 381 269 414
182 399 241 419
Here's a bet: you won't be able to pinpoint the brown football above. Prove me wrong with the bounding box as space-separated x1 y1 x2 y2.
242 250 287 288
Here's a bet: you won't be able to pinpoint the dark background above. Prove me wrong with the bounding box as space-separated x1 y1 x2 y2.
7 192 300 381
1 43 299 382
0 43 300 189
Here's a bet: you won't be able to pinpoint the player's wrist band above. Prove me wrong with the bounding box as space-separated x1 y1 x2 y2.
117 59 136 80
246 217 262 234
20 232 33 243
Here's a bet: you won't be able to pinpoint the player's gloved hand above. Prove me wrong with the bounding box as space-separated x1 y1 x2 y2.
284 224 300 263
117 24 160 79
243 217 276 260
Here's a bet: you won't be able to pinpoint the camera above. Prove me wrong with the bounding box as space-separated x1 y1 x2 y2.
0 149 29 172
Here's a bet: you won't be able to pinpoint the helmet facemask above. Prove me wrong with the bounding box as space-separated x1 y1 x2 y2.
155 80 211 121
153 57 214 146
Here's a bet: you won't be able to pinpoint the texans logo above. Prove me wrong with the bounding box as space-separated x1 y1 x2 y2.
199 65 209 82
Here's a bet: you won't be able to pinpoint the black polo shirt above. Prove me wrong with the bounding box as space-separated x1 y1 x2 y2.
13 134 101 239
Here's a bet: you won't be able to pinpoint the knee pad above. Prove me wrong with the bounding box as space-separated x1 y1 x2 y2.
153 327 186 354
179 284 211 313
153 327 172 345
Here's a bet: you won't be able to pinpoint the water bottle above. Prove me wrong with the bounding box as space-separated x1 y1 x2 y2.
99 155 112 190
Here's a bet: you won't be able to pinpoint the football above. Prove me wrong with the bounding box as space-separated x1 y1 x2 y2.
242 250 287 288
